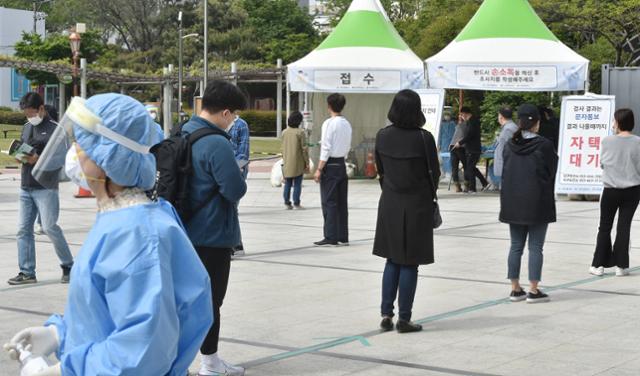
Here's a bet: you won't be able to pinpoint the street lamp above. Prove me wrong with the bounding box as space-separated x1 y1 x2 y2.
178 11 199 115
69 31 81 97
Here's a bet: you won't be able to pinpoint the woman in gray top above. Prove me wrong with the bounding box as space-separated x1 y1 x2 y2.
590 109 640 277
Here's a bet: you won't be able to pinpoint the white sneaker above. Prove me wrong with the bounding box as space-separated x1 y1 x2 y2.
34 224 44 235
589 266 604 276
616 267 629 277
199 354 245 376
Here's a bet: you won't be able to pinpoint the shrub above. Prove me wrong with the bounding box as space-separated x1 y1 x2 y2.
0 111 26 125
240 110 286 136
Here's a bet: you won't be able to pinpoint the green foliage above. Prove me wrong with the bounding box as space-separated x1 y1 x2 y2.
13 31 106 84
243 0 319 64
0 111 26 125
240 110 286 135
479 92 556 142
578 37 618 93
404 0 480 59
531 0 640 67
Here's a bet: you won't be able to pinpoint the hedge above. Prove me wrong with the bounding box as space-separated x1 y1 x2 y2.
0 111 26 125
240 110 285 136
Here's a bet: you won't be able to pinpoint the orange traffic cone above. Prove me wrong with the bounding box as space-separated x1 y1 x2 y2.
365 151 377 178
74 186 94 198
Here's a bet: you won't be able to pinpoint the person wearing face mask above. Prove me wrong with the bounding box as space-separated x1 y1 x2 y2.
438 111 456 180
180 80 248 376
7 92 74 286
590 109 640 277
4 93 213 375
227 114 250 257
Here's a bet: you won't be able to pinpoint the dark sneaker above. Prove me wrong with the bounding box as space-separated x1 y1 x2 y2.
285 203 293 210
314 239 337 247
232 245 245 257
61 266 72 284
8 272 37 285
337 241 349 247
509 289 527 302
526 290 550 304
380 317 394 332
396 320 422 333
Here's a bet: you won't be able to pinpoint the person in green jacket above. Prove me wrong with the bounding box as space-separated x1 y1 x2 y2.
281 111 309 209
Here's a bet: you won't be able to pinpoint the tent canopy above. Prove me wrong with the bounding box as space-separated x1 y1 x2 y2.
426 0 590 92
288 0 424 93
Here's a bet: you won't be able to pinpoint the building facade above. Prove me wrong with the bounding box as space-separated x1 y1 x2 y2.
0 7 45 109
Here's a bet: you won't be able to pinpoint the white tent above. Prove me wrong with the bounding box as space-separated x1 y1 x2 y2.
286 0 426 175
288 0 424 93
426 0 590 92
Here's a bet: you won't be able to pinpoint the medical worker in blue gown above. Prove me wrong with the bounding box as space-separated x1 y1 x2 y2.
4 94 213 375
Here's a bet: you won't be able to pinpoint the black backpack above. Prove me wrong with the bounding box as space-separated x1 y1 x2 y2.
150 124 227 223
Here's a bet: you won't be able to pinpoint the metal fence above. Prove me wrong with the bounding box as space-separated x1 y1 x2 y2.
601 65 640 135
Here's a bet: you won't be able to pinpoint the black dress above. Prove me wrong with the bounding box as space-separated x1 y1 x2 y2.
373 125 440 266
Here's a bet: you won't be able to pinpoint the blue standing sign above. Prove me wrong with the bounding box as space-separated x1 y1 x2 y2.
11 69 31 102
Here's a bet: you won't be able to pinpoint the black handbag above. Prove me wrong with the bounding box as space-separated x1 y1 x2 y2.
420 130 442 229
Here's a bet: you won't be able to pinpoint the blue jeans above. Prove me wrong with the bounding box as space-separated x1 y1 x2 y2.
508 223 548 282
17 188 73 277
381 259 418 321
283 175 303 206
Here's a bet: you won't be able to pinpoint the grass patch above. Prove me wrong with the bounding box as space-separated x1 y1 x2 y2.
0 138 20 168
250 138 281 158
0 124 23 168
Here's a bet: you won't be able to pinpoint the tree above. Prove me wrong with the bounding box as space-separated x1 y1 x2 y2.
479 91 554 141
323 0 423 24
403 0 480 59
242 0 319 63
13 30 106 84
532 0 640 67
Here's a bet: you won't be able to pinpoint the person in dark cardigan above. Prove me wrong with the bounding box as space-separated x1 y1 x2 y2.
373 90 440 333
500 104 557 304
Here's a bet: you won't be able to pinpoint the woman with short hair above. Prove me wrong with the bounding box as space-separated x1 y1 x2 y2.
590 109 640 277
373 90 440 333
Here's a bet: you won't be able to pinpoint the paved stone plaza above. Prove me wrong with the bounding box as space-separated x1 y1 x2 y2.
1 170 640 375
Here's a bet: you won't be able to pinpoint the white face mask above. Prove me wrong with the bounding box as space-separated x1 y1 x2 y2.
65 146 91 191
28 116 43 126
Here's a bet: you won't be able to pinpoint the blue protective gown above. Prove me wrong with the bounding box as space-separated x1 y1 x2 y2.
46 199 213 376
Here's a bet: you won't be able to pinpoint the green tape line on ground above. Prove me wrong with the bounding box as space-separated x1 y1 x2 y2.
250 265 640 367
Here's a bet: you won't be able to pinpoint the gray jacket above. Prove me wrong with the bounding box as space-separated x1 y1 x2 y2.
493 120 518 177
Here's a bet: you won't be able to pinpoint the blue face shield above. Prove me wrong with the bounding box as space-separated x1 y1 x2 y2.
33 95 163 190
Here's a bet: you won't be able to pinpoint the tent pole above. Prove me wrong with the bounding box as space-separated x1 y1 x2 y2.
458 90 464 114
286 82 291 124
584 63 591 93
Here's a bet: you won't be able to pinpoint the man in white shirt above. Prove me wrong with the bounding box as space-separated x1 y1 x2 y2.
313 93 352 246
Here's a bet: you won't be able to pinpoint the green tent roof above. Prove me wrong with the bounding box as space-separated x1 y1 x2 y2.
315 5 410 51
455 0 558 42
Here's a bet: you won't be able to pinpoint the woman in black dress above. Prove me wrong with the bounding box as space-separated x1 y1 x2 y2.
373 90 440 333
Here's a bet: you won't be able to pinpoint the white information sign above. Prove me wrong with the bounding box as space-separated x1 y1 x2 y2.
556 94 615 195
416 89 446 144
313 70 402 92
456 66 557 90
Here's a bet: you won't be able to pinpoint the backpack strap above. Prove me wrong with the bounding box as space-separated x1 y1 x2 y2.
182 126 230 223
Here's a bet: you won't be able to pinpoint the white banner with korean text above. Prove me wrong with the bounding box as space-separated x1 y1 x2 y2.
288 67 425 93
416 89 446 144
427 63 587 92
555 94 615 195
